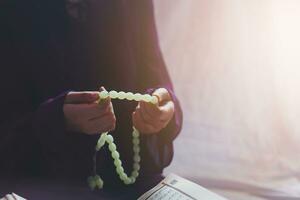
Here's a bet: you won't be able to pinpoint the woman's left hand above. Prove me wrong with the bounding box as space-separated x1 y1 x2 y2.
132 88 175 134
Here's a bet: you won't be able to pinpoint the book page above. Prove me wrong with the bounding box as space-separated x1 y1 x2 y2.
138 174 228 200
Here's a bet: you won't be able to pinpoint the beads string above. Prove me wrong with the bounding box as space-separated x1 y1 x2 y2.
98 90 158 104
87 90 158 189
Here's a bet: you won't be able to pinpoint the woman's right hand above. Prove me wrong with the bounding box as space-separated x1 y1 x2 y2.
63 89 116 135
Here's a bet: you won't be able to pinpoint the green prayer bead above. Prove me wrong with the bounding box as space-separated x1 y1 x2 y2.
114 159 122 167
130 177 136 183
94 175 104 189
99 91 109 99
132 130 139 138
143 94 152 102
118 91 126 99
124 177 131 185
131 170 139 178
109 90 118 99
108 143 117 151
119 172 128 181
133 138 139 145
150 96 158 104
133 155 141 162
133 146 140 153
96 132 108 151
106 135 114 143
133 163 140 171
112 151 120 159
133 93 142 101
125 92 134 100
116 166 124 175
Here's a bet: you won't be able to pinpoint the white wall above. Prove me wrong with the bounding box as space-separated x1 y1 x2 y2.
154 0 300 196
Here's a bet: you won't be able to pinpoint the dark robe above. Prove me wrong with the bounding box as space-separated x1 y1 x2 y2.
0 0 182 197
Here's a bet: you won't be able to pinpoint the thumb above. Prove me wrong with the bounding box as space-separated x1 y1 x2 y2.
152 88 171 105
98 86 111 104
99 86 106 92
64 91 99 104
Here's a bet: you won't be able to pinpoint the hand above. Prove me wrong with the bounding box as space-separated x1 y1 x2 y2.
63 88 116 135
132 88 175 134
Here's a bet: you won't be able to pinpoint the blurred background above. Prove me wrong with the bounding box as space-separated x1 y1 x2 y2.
153 0 300 199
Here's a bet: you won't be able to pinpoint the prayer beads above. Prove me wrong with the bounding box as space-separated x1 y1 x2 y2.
99 90 158 104
88 90 159 189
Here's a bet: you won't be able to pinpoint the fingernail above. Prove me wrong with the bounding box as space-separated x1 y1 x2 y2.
99 86 106 92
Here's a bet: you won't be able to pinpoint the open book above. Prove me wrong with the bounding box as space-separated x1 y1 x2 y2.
1 174 227 200
138 174 228 200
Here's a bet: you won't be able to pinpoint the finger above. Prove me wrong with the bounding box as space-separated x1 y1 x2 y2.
84 122 115 135
98 86 111 104
157 101 175 122
66 102 112 120
140 101 162 118
141 100 174 124
133 111 152 133
140 101 173 126
87 101 114 120
141 101 172 123
98 97 112 111
138 108 165 130
99 86 106 92
88 102 114 119
65 91 99 104
138 103 165 128
133 111 161 134
152 88 171 105
88 112 109 121
84 113 116 134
